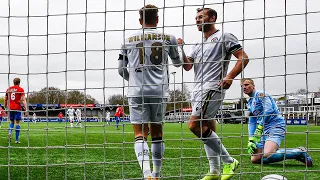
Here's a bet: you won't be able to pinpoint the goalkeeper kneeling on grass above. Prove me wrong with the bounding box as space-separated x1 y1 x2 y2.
242 78 312 167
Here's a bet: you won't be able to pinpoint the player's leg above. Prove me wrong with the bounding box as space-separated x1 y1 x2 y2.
189 91 236 180
8 111 15 142
202 120 221 179
260 126 312 166
116 116 120 130
78 116 82 128
130 97 152 179
14 111 22 143
149 98 166 179
75 116 79 126
70 117 74 127
0 117 2 128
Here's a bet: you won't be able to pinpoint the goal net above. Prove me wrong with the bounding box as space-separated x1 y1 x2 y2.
0 0 319 179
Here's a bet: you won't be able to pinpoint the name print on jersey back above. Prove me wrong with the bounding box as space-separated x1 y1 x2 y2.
121 29 181 98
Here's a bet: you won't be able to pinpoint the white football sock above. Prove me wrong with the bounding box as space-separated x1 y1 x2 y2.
151 138 165 177
204 144 220 173
203 130 233 163
135 139 152 178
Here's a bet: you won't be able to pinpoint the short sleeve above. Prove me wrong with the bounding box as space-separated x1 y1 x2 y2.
224 33 242 54
19 88 25 96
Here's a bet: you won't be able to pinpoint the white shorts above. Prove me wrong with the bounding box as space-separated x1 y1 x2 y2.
191 90 224 119
128 97 167 124
77 116 81 121
69 116 74 122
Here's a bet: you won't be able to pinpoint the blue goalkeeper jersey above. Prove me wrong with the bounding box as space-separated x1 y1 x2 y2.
247 90 285 137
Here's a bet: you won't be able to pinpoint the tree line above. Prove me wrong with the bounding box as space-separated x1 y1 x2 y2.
0 85 192 113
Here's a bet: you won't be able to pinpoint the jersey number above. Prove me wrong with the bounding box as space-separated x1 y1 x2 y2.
136 42 163 72
11 93 15 100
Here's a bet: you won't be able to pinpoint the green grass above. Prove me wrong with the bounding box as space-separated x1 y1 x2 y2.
0 122 319 180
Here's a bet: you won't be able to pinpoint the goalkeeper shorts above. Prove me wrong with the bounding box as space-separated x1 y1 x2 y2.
257 124 285 149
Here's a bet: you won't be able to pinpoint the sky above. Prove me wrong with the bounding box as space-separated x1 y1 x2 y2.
0 0 319 103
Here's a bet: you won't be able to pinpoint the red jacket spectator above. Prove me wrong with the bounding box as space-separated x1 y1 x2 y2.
115 106 124 117
0 107 6 117
58 112 63 119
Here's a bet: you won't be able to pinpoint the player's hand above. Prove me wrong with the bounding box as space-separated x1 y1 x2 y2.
24 110 29 117
218 75 233 89
177 38 185 46
254 125 263 139
247 138 257 154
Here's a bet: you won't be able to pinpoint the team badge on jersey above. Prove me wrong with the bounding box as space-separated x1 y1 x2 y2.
211 37 218 42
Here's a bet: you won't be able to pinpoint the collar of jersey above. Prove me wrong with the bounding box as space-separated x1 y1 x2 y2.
203 29 220 41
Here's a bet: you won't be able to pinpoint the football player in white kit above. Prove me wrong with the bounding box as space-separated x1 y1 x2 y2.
67 107 75 127
75 108 82 128
32 112 37 123
178 8 249 180
118 4 182 180
106 110 110 125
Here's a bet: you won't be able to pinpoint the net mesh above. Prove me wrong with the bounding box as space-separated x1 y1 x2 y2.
0 0 319 179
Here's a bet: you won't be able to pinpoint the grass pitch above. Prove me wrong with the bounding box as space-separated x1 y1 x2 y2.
0 121 319 180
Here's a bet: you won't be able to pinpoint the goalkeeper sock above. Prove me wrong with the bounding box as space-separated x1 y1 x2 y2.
204 144 220 173
202 128 233 163
134 136 151 178
9 123 14 135
263 149 303 164
151 137 164 177
15 125 20 141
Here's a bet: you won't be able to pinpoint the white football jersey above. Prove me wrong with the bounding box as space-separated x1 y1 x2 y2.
120 28 181 98
75 109 81 117
187 30 242 92
67 108 75 117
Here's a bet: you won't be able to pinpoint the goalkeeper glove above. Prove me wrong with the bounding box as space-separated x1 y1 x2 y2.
253 125 263 142
247 137 257 154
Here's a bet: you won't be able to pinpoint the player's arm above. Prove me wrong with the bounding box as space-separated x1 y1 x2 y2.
118 55 129 81
168 36 182 68
118 43 129 81
21 94 28 113
177 38 193 71
227 49 249 79
247 103 259 154
248 116 257 138
219 33 249 89
219 49 249 89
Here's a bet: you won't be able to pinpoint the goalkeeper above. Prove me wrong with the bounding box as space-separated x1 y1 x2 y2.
242 78 312 167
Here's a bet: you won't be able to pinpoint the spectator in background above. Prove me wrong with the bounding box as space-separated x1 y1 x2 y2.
106 110 111 125
114 105 124 130
58 112 63 124
0 107 7 128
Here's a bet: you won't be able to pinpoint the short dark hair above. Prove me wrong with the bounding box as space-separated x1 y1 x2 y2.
13 78 20 85
139 4 158 24
197 8 217 22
